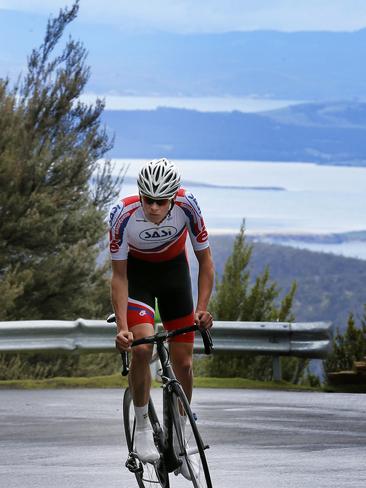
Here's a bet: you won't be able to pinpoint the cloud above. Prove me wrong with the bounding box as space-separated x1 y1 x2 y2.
1 0 366 32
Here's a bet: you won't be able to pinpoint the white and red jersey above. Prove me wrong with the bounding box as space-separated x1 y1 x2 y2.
108 188 209 262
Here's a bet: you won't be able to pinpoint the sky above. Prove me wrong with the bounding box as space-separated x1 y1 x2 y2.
1 0 366 33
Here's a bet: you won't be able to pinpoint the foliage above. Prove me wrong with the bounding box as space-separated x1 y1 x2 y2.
210 223 296 323
0 351 121 381
0 373 129 390
207 234 366 331
303 369 321 388
324 308 366 374
0 1 124 322
206 222 302 383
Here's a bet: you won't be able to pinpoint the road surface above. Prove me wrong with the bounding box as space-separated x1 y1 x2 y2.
0 388 365 487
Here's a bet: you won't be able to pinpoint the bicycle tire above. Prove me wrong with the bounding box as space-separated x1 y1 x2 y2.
123 388 170 488
170 384 212 488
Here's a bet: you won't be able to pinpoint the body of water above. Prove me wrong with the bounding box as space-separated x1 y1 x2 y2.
109 159 366 260
82 94 304 112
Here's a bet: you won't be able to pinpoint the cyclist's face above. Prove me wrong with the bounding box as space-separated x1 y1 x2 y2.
141 195 172 223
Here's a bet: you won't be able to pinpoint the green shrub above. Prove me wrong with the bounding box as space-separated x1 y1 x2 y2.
0 351 121 380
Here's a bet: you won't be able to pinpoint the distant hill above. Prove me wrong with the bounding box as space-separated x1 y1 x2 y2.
188 236 366 331
263 102 366 129
102 103 366 164
2 9 366 101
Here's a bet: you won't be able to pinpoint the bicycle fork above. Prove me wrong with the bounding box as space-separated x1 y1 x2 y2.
160 380 183 473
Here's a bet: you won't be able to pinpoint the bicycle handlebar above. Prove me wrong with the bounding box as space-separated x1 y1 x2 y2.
106 314 213 376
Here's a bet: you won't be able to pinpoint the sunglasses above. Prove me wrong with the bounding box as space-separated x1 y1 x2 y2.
142 196 170 206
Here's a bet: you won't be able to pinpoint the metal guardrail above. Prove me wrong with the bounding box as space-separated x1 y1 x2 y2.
0 319 113 353
0 319 332 381
0 319 332 358
195 321 332 359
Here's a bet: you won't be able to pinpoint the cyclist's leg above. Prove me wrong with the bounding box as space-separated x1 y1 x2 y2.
169 340 194 402
157 252 195 401
124 388 169 487
129 322 154 407
170 384 212 487
126 257 159 462
127 315 159 457
159 306 195 402
127 256 156 407
126 313 159 463
167 331 210 484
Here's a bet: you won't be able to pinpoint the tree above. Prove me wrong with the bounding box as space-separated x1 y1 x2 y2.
0 1 124 321
210 222 296 322
206 222 300 382
324 308 366 374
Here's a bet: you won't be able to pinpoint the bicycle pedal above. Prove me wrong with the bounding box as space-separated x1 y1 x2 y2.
125 454 143 474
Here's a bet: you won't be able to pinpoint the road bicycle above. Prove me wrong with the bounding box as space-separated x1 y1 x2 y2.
107 315 213 487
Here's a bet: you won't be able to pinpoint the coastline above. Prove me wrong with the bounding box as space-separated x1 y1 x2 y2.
207 229 366 261
209 228 366 241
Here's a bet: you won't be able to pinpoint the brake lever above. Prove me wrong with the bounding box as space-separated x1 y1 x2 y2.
121 352 129 376
200 328 213 355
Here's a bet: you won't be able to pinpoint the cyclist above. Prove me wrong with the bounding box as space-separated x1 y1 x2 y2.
109 158 214 475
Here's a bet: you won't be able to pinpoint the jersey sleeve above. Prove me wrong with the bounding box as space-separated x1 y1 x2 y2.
108 201 129 260
179 190 210 251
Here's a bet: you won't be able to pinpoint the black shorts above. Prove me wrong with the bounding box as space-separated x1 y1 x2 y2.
126 252 195 342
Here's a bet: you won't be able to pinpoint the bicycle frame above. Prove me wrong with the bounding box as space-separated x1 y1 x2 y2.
117 321 213 485
158 338 187 472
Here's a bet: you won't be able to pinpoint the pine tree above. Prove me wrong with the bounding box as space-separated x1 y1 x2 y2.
210 222 252 320
207 222 299 382
210 222 296 322
324 310 366 374
0 2 124 320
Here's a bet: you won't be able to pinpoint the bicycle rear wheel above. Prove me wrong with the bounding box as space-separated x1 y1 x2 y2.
123 388 170 488
170 384 212 488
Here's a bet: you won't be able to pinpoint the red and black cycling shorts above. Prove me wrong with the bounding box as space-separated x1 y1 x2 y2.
126 252 195 343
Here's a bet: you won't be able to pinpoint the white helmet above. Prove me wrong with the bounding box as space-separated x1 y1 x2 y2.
137 158 181 199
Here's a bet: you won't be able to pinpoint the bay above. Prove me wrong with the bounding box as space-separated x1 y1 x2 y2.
81 94 303 112
109 159 366 260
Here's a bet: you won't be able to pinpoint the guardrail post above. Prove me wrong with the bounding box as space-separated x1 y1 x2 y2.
272 355 282 381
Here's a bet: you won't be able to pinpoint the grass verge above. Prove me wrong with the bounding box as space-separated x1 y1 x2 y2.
194 377 320 391
0 374 128 389
0 374 320 391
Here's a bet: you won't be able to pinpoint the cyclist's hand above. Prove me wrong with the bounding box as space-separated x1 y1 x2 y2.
115 330 133 351
195 310 213 330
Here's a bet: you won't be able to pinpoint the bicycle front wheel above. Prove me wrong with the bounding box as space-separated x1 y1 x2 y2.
170 384 212 488
123 388 169 488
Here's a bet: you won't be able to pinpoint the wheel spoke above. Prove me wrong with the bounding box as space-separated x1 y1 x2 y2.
123 388 170 487
171 386 212 488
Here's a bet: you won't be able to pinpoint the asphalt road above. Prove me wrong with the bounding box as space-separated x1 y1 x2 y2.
0 388 365 488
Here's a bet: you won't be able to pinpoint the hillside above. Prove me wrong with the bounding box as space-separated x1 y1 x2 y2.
84 29 366 100
188 235 366 330
2 10 366 101
102 103 366 164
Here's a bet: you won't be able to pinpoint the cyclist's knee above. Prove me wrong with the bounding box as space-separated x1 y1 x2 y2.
129 323 154 364
131 344 153 363
174 356 193 376
170 342 193 374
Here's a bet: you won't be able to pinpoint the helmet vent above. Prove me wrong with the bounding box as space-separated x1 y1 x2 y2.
137 158 181 199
